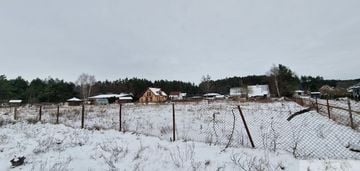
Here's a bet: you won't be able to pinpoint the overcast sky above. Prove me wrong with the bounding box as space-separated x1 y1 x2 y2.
1 0 359 83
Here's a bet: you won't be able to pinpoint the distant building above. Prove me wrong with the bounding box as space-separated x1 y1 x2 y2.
310 92 321 99
67 97 82 106
247 85 270 98
89 93 133 105
139 88 167 103
9 100 22 107
203 93 225 100
348 82 360 98
169 92 187 101
229 87 247 97
294 90 305 97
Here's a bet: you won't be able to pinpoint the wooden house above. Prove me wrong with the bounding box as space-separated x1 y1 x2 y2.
139 88 167 103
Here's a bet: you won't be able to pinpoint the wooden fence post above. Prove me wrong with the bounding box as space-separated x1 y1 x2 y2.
81 104 85 129
39 105 42 121
119 103 122 132
56 105 60 124
347 98 354 129
238 105 255 148
326 97 331 119
172 103 176 142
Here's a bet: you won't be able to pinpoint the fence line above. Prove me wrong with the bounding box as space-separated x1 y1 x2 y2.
293 97 360 130
1 101 359 160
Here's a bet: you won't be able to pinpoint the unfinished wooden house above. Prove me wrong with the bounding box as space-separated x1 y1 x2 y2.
139 88 167 103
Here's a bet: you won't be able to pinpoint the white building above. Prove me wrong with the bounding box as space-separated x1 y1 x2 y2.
247 85 270 98
169 92 187 101
229 87 247 97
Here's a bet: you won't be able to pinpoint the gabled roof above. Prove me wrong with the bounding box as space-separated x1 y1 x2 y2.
149 88 167 96
67 97 82 102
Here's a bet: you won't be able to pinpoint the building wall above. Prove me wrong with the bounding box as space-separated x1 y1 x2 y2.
139 89 167 103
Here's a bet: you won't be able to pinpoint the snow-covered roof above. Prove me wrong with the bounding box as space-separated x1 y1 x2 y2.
349 82 360 89
295 90 305 93
149 88 167 96
89 93 133 99
203 93 221 97
9 100 22 103
119 96 133 100
67 97 82 102
247 85 269 97
310 92 321 94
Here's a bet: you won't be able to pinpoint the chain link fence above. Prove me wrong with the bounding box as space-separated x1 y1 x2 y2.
1 100 359 160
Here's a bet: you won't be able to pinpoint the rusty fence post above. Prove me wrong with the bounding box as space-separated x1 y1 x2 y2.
14 107 17 120
172 103 176 142
326 97 331 119
347 98 354 129
39 105 42 121
81 104 85 129
56 105 60 124
237 105 255 148
119 103 122 132
315 97 319 113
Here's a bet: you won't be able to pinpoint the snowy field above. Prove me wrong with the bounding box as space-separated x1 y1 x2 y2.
0 122 359 171
1 100 360 162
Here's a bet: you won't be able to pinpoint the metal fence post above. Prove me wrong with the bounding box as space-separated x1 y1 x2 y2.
39 105 42 121
172 103 176 142
326 97 331 119
14 107 17 120
81 104 85 129
119 103 122 132
56 105 60 124
347 98 354 129
237 105 255 148
315 97 319 113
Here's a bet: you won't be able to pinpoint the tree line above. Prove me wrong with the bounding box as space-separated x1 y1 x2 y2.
1 64 358 103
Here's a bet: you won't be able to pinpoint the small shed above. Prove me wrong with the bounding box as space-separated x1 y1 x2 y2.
118 96 133 103
294 90 305 97
310 92 321 99
67 97 82 106
9 100 22 107
203 93 224 100
169 92 187 101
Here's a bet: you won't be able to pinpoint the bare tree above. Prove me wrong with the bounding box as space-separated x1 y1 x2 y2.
201 74 212 93
76 73 96 100
268 65 281 97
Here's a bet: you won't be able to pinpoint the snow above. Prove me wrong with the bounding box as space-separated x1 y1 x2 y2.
0 122 359 171
9 100 22 103
1 100 360 170
67 97 82 102
89 93 132 99
149 88 167 96
119 96 133 100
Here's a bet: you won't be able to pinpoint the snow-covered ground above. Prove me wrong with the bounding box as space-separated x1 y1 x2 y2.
299 97 360 131
1 100 360 161
0 122 359 171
